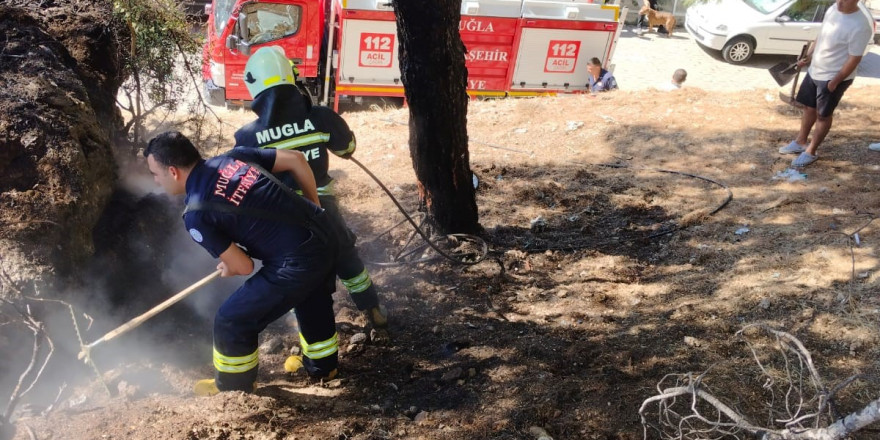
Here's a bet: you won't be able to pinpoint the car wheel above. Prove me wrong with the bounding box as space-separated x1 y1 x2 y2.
722 37 754 65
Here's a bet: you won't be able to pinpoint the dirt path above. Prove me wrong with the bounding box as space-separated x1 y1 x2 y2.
612 28 880 91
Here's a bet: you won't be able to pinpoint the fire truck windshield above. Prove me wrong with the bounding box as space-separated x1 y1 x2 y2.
241 3 303 45
213 0 237 36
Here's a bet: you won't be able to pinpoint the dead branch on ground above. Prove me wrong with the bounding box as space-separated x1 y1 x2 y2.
0 262 55 427
640 324 880 440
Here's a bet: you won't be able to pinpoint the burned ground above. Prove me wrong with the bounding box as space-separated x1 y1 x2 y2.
5 86 880 439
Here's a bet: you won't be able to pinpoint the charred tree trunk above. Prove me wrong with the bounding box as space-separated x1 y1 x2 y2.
0 3 124 289
392 0 479 234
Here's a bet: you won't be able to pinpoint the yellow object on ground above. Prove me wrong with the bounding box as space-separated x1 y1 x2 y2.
283 355 304 373
367 305 388 328
193 378 257 396
284 355 338 379
193 379 220 396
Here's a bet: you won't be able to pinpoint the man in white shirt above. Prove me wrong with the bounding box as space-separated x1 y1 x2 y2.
777 0 873 167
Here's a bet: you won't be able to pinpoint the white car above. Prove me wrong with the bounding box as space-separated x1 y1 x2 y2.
685 0 876 64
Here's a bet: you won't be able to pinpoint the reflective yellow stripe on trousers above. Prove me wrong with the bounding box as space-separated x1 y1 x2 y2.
299 332 339 360
213 347 259 373
341 268 372 293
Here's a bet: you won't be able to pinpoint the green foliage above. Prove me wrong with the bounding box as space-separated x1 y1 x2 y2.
112 0 205 144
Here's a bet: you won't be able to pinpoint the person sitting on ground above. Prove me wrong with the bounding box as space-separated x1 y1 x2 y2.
660 68 687 91
586 57 618 93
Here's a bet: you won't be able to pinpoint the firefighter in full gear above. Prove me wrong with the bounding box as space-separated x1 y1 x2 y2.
235 46 388 347
144 131 339 395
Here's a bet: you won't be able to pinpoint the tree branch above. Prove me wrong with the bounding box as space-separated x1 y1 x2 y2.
642 326 880 440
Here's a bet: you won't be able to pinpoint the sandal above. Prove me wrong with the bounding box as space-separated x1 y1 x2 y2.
791 152 817 168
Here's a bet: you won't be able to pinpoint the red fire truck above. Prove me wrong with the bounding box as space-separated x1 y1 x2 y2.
203 0 625 110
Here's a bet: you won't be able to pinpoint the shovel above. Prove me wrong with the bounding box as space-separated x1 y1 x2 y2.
769 61 799 87
775 43 810 106
77 269 221 361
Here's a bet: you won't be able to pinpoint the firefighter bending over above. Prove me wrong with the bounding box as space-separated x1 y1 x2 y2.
234 45 389 335
145 132 339 395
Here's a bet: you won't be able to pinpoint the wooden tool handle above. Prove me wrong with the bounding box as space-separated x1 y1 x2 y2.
88 270 221 348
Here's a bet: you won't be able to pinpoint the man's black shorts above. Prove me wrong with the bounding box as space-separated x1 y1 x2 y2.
795 72 853 117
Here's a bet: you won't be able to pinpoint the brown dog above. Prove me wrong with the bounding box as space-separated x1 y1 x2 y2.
638 5 675 37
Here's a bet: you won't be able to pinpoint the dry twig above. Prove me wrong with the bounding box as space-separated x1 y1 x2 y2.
0 300 54 425
640 325 880 440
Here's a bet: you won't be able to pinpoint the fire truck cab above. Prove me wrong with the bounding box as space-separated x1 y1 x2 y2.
204 0 330 106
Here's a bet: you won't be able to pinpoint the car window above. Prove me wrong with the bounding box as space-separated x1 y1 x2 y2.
782 0 827 21
241 3 303 45
814 1 835 21
743 0 790 14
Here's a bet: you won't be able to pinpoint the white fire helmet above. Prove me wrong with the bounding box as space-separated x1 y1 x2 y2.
243 46 296 99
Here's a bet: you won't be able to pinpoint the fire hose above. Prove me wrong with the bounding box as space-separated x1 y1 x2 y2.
349 157 489 266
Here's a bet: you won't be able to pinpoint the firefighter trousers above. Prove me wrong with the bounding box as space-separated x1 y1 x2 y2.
213 234 337 392
319 194 380 311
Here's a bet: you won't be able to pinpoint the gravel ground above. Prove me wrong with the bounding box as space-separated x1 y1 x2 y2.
611 25 880 92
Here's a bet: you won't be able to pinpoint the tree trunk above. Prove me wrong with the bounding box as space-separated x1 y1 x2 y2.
0 3 123 291
392 0 479 234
